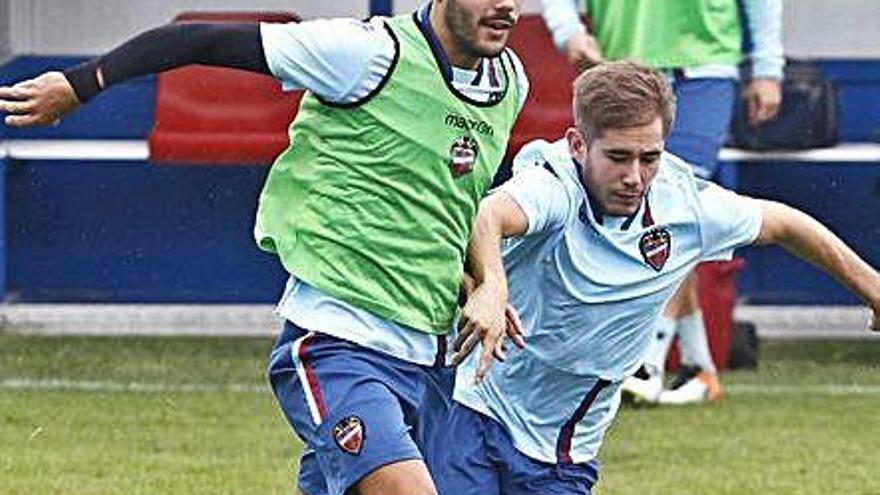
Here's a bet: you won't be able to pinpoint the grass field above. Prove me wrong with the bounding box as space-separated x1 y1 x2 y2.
2 333 879 495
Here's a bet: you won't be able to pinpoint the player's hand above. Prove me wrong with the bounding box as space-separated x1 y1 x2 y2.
459 272 477 306
565 32 603 73
0 71 80 127
453 283 525 382
743 78 782 127
503 304 525 351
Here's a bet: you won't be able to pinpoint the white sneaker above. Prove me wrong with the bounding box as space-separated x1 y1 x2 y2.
657 371 724 405
621 374 663 405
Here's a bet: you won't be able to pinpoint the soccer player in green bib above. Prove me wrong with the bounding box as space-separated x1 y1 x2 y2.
0 1 529 494
542 0 784 404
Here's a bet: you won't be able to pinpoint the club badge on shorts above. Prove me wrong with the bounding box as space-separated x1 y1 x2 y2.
332 416 365 455
639 227 671 272
449 136 479 178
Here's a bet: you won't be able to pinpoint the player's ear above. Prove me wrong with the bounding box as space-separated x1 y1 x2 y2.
565 127 587 160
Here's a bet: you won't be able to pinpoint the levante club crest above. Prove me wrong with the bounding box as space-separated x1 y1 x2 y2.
639 227 671 272
449 136 479 178
332 416 365 455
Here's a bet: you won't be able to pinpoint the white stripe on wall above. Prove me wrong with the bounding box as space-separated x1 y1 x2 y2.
2 140 877 163
1 378 265 393
1 140 149 161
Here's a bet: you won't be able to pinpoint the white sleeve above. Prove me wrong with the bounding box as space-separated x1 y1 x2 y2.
499 165 571 235
540 0 587 51
695 179 763 261
260 17 395 103
743 0 785 79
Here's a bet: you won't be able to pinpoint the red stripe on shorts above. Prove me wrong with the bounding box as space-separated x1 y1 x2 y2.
298 334 329 421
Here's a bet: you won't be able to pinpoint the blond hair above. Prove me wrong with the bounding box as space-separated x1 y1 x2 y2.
573 60 676 142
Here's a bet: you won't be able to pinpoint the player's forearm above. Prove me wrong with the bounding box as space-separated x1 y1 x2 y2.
541 0 586 52
757 201 880 307
466 207 509 299
743 0 785 79
63 23 271 103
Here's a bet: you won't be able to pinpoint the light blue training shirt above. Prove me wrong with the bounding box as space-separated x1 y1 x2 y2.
454 138 763 463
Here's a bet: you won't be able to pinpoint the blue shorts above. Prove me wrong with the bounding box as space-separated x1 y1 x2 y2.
268 321 455 495
431 403 600 495
666 76 736 179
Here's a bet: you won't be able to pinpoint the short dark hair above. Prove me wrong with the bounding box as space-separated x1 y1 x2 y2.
573 60 676 142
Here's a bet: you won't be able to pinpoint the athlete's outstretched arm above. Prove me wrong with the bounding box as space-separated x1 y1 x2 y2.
754 200 880 330
454 192 529 381
0 23 270 127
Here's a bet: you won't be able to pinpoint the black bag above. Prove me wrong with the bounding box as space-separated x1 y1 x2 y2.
729 60 839 150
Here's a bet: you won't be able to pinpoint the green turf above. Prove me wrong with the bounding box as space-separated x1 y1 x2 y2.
1 334 879 494
599 339 880 495
0 334 294 495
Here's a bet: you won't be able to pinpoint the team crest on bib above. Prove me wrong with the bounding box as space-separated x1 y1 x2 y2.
639 228 672 272
332 416 365 455
449 136 479 178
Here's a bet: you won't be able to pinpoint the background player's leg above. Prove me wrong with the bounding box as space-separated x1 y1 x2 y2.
666 272 707 371
659 77 737 404
621 315 674 403
678 311 716 375
658 272 724 403
646 314 677 377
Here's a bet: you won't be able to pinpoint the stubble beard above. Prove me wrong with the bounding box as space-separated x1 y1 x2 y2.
444 0 504 61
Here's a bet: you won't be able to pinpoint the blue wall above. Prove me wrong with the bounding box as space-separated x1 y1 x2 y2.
2 56 879 304
2 57 287 302
734 162 880 304
7 160 286 302
819 60 880 142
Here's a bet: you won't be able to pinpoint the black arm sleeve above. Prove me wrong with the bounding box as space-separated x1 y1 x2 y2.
63 22 272 103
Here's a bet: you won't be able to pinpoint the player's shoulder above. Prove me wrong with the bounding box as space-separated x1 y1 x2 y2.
658 152 695 179
268 15 393 45
654 152 701 194
342 16 396 43
645 152 707 218
261 16 396 66
501 47 530 103
512 138 571 176
509 138 580 201
502 48 528 81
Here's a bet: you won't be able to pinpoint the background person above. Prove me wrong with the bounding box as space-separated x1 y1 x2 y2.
541 0 785 403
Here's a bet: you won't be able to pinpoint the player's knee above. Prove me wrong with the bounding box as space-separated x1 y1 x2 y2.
353 459 437 495
351 480 436 495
